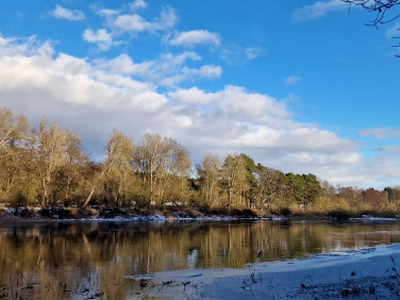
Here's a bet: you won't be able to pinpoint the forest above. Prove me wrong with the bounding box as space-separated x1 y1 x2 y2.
1 106 400 218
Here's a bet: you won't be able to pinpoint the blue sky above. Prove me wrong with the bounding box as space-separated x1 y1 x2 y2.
1 0 400 188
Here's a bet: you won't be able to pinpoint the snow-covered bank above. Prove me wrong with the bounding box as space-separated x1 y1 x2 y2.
127 243 400 299
3 206 400 223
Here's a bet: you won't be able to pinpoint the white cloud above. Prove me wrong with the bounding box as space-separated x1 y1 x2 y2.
374 145 400 153
83 29 113 51
243 47 263 60
93 51 221 87
2 32 397 188
130 0 147 10
359 128 400 139
170 87 218 104
112 6 177 33
0 36 167 120
184 64 222 78
198 65 222 77
0 35 8 47
172 85 290 124
50 4 85 21
0 33 54 57
168 30 221 47
220 45 264 65
113 14 148 32
292 0 348 23
285 76 302 85
96 8 120 17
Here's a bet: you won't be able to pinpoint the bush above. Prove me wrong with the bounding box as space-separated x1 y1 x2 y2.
327 210 350 220
279 207 292 217
39 207 72 219
10 183 37 211
309 196 352 216
188 199 210 214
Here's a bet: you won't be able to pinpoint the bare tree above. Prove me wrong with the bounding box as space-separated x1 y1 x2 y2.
343 0 400 55
255 167 278 210
53 132 88 205
169 145 192 199
133 133 179 204
32 119 73 207
103 131 135 207
221 154 248 211
197 154 221 206
0 107 29 158
83 131 134 207
343 0 400 26
0 108 30 201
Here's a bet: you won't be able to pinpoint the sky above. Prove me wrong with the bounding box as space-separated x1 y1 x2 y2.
0 0 400 188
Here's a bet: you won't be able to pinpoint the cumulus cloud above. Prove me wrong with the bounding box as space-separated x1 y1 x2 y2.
83 28 114 51
168 30 221 47
170 87 218 104
130 0 147 11
50 4 85 21
89 2 177 45
184 64 222 78
113 14 148 32
0 36 7 47
93 51 221 86
171 85 289 120
96 8 120 17
2 32 395 187
111 6 177 33
0 35 168 144
292 0 348 23
92 2 259 69
285 76 302 85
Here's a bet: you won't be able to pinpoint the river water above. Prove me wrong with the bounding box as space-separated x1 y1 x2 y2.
1 219 400 298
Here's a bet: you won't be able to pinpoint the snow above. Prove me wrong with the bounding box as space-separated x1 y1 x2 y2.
126 243 400 299
350 216 398 221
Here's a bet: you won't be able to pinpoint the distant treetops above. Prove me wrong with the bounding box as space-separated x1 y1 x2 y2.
0 106 398 216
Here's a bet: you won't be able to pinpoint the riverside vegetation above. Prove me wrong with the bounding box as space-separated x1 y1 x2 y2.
1 106 400 220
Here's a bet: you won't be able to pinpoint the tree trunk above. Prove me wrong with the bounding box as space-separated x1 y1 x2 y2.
83 168 106 207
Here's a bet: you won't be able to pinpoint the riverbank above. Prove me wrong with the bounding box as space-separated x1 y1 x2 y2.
127 243 400 299
0 205 262 224
1 205 400 224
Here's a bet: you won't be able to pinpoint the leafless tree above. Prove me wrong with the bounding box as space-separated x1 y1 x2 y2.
103 131 135 207
197 154 221 206
343 0 400 56
33 120 71 206
221 154 248 211
343 0 400 26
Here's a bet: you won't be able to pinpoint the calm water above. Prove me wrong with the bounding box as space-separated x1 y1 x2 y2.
1 219 400 298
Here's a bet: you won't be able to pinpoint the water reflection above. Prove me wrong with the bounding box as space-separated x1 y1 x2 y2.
1 220 400 298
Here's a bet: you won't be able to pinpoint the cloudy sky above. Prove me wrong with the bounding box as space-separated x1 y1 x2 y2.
1 0 400 188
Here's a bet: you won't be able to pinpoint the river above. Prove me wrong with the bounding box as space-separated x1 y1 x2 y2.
1 219 400 298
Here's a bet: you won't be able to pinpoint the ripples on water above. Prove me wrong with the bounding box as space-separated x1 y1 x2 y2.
1 219 400 298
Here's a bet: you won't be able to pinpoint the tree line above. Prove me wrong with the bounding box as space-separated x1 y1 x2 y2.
1 106 399 216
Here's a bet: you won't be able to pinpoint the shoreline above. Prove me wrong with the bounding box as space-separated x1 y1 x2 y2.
3 200 400 225
0 212 399 226
126 243 400 299
1 205 400 225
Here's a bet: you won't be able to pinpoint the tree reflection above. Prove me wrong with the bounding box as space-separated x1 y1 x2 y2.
1 220 400 298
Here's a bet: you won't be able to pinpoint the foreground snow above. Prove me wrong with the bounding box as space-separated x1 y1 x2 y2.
126 243 400 299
